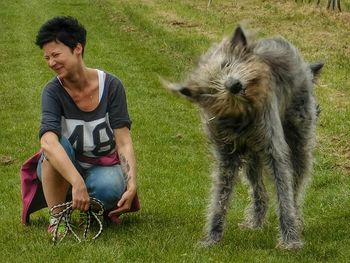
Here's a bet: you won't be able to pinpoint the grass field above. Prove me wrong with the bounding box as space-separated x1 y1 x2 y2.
0 0 349 262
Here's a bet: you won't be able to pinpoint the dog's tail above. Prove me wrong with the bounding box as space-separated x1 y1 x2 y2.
309 62 324 118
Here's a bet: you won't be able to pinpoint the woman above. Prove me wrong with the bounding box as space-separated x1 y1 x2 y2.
34 16 138 233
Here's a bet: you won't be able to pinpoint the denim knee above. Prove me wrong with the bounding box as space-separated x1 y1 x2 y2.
84 165 126 210
36 136 76 181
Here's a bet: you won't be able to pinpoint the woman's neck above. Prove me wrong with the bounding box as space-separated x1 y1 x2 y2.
60 67 93 92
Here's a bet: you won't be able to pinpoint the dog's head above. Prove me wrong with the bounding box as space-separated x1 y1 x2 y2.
162 25 271 118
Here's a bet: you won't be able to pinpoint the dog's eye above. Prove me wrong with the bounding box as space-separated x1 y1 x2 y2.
249 77 260 86
221 60 230 69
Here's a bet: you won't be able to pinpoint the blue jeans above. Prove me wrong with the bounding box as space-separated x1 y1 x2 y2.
37 136 126 210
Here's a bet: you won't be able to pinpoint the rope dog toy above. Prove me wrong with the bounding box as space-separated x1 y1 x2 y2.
49 197 104 244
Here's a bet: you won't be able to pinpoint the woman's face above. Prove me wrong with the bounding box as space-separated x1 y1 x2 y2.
42 41 82 79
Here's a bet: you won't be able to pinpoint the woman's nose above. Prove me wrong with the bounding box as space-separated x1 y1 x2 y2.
47 57 56 67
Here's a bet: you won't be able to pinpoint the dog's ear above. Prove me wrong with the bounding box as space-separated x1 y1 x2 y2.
230 26 247 50
310 61 324 82
160 78 195 100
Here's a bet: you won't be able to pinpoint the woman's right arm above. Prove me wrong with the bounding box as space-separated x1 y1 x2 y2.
40 131 90 211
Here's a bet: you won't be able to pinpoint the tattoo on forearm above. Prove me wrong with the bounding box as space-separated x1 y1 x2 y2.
120 154 130 183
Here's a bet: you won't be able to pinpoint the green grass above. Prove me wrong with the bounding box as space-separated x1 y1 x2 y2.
0 0 349 262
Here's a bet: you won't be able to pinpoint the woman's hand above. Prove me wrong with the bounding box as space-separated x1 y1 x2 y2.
71 178 90 211
108 189 136 216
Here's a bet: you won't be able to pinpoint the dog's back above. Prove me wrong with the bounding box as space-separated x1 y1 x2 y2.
253 37 316 114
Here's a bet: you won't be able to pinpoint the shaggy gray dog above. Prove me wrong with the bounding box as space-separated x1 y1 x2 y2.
163 24 323 249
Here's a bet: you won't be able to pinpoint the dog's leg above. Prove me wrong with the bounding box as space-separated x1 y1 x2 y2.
265 145 303 249
239 152 268 229
200 146 240 246
284 100 317 231
289 136 313 231
263 108 302 250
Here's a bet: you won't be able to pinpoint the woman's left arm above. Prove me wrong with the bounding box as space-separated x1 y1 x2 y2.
109 127 137 216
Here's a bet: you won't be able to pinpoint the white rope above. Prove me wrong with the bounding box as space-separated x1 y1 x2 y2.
49 197 105 244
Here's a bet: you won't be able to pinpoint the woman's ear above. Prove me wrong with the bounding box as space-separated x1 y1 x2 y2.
74 43 84 56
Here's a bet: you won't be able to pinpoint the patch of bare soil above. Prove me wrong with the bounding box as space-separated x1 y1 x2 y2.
0 155 15 166
158 10 198 28
157 10 218 40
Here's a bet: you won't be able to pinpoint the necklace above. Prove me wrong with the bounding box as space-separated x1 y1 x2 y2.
89 92 95 105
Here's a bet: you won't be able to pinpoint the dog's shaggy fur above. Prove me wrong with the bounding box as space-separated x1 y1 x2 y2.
163 24 324 249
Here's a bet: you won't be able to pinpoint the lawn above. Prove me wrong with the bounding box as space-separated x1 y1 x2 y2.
0 0 349 262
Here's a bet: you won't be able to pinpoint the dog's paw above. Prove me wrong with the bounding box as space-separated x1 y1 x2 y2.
197 238 219 248
276 239 304 250
197 232 223 248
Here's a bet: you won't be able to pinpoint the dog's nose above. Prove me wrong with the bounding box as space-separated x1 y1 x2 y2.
224 77 243 94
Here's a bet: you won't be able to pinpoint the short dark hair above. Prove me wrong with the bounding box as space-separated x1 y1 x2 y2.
35 16 87 55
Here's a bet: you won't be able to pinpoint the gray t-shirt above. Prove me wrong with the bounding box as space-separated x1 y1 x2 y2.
39 70 131 168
